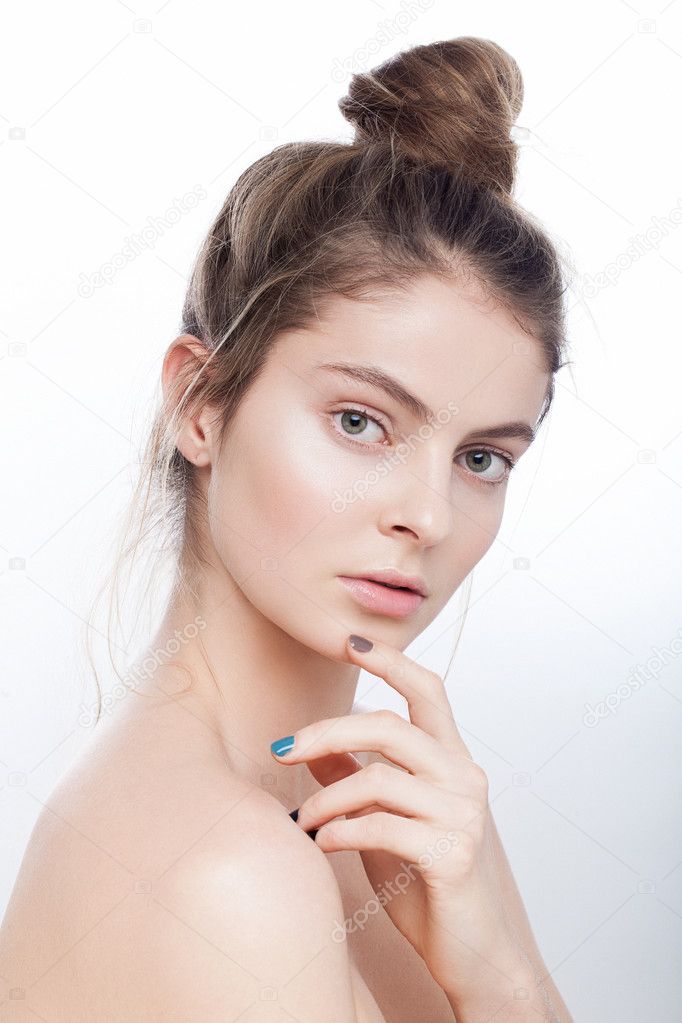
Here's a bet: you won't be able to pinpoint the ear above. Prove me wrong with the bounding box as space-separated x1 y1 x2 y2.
162 334 219 468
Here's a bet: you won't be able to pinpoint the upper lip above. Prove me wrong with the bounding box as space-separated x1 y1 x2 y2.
346 569 428 598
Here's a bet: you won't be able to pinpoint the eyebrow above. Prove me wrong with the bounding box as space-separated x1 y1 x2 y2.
315 361 537 445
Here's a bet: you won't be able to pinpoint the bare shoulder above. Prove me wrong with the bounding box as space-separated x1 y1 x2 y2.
105 784 361 1021
141 800 360 1021
0 708 359 1021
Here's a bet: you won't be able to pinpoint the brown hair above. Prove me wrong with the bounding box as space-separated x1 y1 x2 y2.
83 36 572 724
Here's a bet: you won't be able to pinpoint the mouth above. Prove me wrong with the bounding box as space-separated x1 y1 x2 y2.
337 576 426 619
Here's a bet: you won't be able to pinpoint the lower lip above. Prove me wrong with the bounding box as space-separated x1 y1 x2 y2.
337 576 425 618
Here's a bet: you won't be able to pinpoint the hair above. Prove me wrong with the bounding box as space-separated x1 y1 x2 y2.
83 36 573 725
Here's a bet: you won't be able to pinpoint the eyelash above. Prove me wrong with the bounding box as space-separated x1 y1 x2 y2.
328 405 517 488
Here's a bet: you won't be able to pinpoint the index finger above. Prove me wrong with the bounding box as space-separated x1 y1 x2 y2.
346 633 472 757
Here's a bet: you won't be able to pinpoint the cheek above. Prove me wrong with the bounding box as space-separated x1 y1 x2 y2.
445 484 507 571
207 406 337 573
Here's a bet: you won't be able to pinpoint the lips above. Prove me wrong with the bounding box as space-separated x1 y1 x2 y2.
357 569 428 597
337 576 425 618
367 578 419 595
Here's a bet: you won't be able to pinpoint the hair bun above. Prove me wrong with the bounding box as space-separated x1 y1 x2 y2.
338 36 524 197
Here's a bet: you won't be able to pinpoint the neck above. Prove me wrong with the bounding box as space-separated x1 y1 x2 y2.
126 561 361 806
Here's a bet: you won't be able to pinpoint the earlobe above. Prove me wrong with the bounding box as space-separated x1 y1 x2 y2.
169 396 214 468
192 447 211 467
192 401 223 467
175 417 212 467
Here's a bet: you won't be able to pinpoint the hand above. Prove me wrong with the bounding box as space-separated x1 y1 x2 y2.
270 633 530 1004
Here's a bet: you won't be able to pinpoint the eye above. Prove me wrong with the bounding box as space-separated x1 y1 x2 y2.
330 407 388 445
457 448 516 487
328 407 516 489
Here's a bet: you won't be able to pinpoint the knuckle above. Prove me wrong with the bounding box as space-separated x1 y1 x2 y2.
368 811 393 839
371 708 401 730
426 668 445 690
468 764 489 802
364 760 389 785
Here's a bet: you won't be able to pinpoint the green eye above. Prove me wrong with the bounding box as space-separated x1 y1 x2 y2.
332 408 387 444
329 407 515 489
340 410 367 434
458 449 515 486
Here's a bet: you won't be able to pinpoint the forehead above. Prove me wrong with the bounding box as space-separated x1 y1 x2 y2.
275 273 551 427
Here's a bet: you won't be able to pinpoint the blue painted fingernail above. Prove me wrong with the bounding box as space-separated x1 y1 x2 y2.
349 634 373 652
271 735 295 756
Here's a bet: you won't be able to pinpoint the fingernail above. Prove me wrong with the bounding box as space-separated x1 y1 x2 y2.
289 807 318 841
271 735 295 756
349 634 373 652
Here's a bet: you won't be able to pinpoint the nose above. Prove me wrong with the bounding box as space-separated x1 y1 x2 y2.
376 463 454 548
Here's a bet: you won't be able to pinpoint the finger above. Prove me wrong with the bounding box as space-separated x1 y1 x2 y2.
271 710 456 783
346 634 472 757
296 761 485 836
315 811 464 868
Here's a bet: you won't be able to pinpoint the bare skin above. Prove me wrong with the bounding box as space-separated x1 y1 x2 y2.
0 682 453 1020
0 272 551 1019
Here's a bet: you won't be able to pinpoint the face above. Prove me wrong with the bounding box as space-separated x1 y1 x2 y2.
183 273 550 661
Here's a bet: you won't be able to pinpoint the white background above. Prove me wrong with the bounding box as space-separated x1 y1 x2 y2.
2 1 682 1019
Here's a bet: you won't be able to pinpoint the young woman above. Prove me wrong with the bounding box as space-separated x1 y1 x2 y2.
1 36 574 1021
